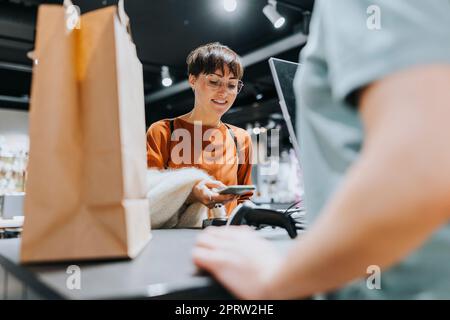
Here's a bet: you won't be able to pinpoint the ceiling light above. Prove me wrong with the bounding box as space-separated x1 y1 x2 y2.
161 66 173 87
223 0 237 12
253 123 261 135
263 0 286 29
162 78 173 87
266 120 276 129
270 113 283 120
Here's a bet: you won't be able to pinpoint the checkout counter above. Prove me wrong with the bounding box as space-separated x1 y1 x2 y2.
0 228 295 300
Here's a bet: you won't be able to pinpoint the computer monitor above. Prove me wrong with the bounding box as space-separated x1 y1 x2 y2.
268 57 301 167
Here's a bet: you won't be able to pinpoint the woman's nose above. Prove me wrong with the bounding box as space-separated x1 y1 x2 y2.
217 83 227 94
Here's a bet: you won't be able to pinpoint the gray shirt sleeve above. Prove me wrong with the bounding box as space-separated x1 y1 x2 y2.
319 0 450 104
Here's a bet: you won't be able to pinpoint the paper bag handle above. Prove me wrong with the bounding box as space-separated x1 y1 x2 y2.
117 0 129 28
63 0 74 9
117 0 133 38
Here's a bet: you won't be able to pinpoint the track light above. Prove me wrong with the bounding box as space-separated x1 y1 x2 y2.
161 66 173 87
263 0 285 29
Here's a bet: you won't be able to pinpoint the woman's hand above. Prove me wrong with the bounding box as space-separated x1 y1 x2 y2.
192 226 282 299
186 179 237 209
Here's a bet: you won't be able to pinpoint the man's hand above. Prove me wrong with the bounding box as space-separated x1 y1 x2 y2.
192 226 282 299
194 65 450 300
187 179 237 209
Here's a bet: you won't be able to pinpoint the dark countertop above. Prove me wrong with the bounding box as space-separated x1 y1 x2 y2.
0 228 294 299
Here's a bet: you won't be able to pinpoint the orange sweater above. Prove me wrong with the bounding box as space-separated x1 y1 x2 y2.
146 117 253 215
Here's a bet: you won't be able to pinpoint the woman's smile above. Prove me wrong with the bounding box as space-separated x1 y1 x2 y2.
211 98 228 106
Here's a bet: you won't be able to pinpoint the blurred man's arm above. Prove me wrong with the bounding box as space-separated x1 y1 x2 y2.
194 65 450 299
263 64 450 299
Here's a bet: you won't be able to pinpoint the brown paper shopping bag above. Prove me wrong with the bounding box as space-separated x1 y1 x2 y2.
21 1 151 263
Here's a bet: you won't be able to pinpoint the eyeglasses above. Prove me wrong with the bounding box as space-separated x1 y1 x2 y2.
204 74 244 94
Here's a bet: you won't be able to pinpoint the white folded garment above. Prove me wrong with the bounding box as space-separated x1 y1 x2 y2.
146 167 211 229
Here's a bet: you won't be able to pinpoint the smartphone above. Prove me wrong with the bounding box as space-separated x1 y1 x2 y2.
217 185 256 195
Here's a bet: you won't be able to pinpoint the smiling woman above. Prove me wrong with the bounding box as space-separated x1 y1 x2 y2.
146 42 253 218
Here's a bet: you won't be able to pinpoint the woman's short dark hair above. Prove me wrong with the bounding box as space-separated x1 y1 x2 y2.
186 42 244 80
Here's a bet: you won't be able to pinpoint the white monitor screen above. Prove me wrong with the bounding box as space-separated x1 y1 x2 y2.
268 57 301 163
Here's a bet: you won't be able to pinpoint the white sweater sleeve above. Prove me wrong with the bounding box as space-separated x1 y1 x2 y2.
146 168 210 229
